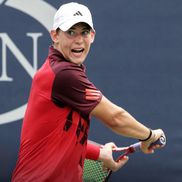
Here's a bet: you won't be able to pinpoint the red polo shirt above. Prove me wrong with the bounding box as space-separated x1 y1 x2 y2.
11 46 102 182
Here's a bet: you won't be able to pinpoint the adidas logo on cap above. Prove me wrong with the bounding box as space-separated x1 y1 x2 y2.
73 11 83 16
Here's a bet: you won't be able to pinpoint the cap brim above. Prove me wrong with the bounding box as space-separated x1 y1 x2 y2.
58 18 95 32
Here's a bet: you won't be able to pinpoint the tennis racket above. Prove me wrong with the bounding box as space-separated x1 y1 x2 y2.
83 135 166 182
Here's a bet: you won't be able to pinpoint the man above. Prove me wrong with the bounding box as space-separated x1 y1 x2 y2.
11 2 165 182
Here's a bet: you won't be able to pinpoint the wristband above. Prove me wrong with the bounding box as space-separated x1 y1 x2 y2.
86 142 100 160
139 129 152 141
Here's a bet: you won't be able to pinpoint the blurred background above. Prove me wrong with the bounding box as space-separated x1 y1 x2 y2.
0 0 181 181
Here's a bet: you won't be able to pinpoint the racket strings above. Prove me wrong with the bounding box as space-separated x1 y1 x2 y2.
83 159 108 182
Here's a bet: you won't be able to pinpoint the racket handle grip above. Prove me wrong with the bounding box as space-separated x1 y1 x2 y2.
149 134 166 148
132 134 166 151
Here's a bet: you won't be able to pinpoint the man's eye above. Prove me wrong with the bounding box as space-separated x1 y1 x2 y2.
82 30 90 36
67 30 75 36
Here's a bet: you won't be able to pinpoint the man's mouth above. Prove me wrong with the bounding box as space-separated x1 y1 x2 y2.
71 48 84 53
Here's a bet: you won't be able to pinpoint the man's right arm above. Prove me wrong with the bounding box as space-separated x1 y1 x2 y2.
90 95 165 153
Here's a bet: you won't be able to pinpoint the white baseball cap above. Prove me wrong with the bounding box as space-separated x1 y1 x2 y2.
52 2 95 32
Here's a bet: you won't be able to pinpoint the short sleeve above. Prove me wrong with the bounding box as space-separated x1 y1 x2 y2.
51 64 102 116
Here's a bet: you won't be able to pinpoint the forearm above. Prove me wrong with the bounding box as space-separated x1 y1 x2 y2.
109 109 151 140
91 96 151 140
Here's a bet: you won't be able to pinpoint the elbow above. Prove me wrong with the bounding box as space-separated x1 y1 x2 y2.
106 108 126 128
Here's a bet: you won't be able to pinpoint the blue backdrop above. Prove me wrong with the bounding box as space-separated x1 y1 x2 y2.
0 0 181 181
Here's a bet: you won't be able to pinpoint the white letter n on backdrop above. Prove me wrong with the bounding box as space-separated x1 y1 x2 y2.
0 32 43 81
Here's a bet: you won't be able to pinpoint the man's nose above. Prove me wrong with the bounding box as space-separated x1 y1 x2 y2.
75 33 84 43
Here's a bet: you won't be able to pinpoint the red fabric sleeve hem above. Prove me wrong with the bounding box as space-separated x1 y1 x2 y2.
86 142 100 160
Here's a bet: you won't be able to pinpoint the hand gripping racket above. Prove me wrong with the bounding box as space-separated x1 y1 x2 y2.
83 135 166 182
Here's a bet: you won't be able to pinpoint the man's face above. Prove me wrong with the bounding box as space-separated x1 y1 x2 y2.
51 23 95 65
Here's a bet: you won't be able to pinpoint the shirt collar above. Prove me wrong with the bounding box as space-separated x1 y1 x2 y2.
48 45 66 62
48 45 86 71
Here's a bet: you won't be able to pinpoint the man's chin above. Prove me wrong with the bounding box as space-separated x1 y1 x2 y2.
70 57 85 65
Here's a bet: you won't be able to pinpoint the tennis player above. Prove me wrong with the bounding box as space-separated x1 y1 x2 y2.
11 2 165 182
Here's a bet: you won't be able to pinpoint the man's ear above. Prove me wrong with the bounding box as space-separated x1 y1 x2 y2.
90 31 96 43
50 30 59 43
